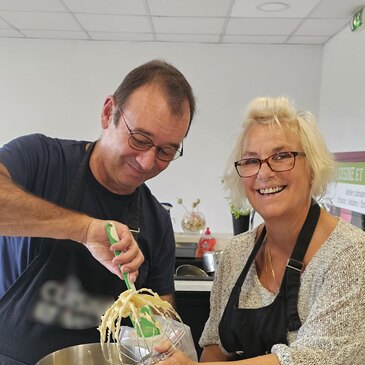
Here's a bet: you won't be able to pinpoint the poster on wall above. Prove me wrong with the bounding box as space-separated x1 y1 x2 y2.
324 152 365 230
328 161 365 214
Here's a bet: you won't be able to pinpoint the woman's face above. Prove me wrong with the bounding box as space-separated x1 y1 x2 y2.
240 123 311 222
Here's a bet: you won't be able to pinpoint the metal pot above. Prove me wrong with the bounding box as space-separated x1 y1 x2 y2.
175 264 209 278
37 343 148 365
202 250 223 274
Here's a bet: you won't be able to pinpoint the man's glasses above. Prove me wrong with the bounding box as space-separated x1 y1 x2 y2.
118 108 184 162
234 151 306 178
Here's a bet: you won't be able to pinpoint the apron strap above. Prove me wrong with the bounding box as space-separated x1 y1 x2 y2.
231 226 267 294
64 140 141 240
64 142 96 210
286 201 320 331
126 188 141 241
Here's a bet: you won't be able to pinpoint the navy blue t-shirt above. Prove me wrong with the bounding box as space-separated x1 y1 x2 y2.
0 133 175 298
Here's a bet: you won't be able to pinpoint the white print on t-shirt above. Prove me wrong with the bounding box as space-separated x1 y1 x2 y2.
29 275 114 329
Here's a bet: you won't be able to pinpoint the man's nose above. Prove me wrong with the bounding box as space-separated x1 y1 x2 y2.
137 147 157 170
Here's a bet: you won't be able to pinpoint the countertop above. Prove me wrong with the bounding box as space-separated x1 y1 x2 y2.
174 277 213 292
173 232 231 292
174 232 233 251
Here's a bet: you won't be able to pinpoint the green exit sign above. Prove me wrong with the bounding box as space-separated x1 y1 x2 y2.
351 8 365 32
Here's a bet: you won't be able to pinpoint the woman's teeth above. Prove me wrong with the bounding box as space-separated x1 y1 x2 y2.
259 186 284 195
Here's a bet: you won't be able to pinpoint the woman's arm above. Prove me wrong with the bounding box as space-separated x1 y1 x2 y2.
272 229 365 365
200 345 280 364
156 343 280 365
200 345 231 362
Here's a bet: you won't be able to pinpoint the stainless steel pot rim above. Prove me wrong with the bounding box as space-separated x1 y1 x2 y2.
37 343 149 365
175 264 209 277
202 250 223 256
202 250 223 273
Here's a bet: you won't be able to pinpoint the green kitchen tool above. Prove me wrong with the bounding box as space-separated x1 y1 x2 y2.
105 222 160 338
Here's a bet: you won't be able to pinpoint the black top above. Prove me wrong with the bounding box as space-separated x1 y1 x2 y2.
0 134 175 364
218 202 320 359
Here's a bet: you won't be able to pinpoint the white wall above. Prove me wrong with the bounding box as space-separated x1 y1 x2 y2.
0 39 323 233
319 26 365 152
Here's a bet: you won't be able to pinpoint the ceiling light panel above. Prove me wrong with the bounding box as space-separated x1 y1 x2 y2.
153 16 225 34
156 33 220 42
226 17 300 35
21 29 89 40
257 2 289 12
0 0 65 12
231 0 320 18
0 29 23 37
75 14 151 33
287 35 329 44
223 34 288 43
0 16 11 28
309 0 365 18
148 0 232 17
295 18 350 36
0 11 82 31
62 0 146 15
89 32 155 41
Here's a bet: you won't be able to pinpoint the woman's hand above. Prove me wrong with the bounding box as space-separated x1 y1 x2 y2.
83 219 144 281
159 350 196 365
154 340 197 365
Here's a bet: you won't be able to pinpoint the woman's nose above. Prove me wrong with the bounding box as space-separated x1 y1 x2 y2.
257 161 275 177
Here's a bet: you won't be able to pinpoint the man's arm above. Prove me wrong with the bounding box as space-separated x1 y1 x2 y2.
0 163 144 281
0 163 91 241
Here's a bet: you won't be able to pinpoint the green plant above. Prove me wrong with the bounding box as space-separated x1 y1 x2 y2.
176 197 201 213
221 178 251 219
228 200 251 219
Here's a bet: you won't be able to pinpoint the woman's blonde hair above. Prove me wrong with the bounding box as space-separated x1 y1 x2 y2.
223 97 335 209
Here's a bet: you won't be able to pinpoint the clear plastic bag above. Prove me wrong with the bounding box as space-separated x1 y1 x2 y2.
120 315 198 362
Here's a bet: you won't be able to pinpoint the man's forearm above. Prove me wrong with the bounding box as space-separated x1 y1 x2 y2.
0 170 91 243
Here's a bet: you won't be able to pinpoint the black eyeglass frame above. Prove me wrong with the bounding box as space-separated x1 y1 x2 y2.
234 151 306 178
118 107 184 162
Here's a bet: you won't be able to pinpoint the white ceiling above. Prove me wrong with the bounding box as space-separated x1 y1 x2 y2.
0 0 364 45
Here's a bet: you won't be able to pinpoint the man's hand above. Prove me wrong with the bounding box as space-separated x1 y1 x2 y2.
83 219 144 281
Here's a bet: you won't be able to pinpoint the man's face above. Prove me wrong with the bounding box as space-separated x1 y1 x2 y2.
92 84 190 195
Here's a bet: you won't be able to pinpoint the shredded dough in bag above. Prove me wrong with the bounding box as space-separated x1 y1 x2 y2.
98 288 181 346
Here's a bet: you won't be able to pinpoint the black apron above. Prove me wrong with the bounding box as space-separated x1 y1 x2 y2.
0 142 141 364
218 202 320 359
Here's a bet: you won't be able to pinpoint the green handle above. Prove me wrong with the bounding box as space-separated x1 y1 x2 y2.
105 222 132 289
105 222 160 337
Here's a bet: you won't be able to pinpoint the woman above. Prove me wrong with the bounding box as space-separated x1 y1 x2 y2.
158 97 365 364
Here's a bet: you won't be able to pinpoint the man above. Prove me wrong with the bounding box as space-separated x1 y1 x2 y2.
0 59 196 364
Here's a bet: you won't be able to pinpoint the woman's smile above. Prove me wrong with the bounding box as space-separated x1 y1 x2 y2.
257 185 286 196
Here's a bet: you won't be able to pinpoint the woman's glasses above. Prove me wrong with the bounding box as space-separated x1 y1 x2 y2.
234 151 306 178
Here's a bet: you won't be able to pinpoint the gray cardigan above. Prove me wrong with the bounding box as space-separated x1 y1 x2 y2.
200 219 365 365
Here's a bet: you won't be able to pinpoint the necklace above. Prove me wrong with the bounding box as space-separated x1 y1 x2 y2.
264 237 280 293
